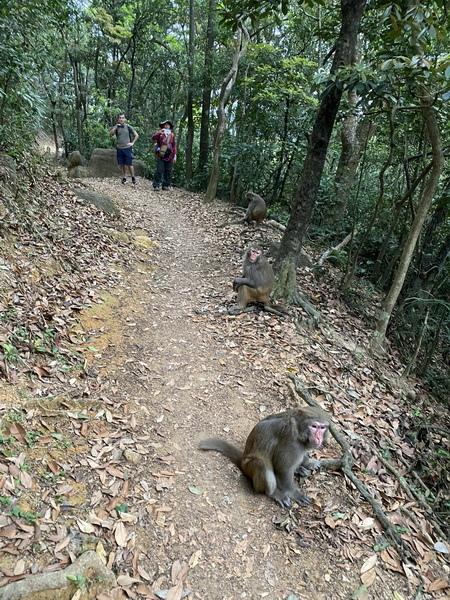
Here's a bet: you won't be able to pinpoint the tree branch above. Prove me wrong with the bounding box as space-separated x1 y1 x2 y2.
288 374 415 561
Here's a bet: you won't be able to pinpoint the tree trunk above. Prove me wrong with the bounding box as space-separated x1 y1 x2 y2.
372 160 432 281
273 0 367 301
229 64 249 203
329 97 374 228
371 100 445 352
197 0 216 185
204 26 248 203
185 0 195 186
341 106 397 291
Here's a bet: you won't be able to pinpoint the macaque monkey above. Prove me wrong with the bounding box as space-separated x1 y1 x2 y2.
199 406 330 507
218 192 267 228
233 246 274 309
244 192 266 226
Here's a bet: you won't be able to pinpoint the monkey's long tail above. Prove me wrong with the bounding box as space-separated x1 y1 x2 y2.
199 438 243 469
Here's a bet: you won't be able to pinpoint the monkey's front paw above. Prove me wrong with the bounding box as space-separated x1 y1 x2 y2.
292 490 312 506
296 459 321 477
272 490 292 508
308 459 321 471
232 280 240 292
295 466 311 478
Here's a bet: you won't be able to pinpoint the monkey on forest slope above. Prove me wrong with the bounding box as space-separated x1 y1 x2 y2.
199 406 330 507
218 192 267 228
233 245 274 309
244 192 266 226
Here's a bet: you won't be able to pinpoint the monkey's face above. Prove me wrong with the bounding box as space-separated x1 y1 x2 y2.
308 421 328 447
248 248 261 263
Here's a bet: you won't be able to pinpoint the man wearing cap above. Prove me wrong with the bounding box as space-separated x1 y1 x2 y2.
109 113 139 185
152 120 177 191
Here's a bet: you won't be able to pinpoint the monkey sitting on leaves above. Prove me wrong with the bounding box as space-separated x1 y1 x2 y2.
199 406 330 507
218 192 267 229
233 245 274 309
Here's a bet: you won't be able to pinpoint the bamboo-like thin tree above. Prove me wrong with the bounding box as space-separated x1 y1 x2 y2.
204 24 249 203
198 0 217 183
185 0 195 185
371 99 444 352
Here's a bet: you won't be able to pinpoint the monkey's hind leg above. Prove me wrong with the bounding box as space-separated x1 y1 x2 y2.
237 285 250 309
275 469 312 507
244 457 292 507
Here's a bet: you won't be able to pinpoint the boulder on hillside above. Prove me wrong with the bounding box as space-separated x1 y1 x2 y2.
89 148 146 178
68 165 92 178
72 188 120 217
0 550 116 600
67 151 83 169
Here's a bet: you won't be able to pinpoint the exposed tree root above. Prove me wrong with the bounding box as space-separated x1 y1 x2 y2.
274 258 323 323
195 304 288 317
288 374 417 563
226 303 289 317
217 218 246 228
367 428 448 541
292 295 323 324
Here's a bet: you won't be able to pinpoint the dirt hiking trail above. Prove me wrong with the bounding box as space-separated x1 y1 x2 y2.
82 178 409 600
1 174 448 600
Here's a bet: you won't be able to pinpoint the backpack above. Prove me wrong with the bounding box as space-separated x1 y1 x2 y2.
156 133 173 159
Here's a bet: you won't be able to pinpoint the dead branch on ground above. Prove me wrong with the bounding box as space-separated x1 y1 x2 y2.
316 228 357 267
288 373 415 562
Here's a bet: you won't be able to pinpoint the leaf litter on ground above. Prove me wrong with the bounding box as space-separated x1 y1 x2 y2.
0 171 448 599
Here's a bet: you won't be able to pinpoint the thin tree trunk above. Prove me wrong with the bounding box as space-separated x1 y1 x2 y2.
229 64 249 203
204 26 248 203
418 305 446 376
372 160 432 281
185 0 195 185
273 0 367 301
198 0 216 182
329 110 374 227
371 100 444 352
341 106 397 291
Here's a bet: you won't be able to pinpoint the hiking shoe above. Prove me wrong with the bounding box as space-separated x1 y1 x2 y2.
131 177 136 185
121 178 127 184
162 186 170 191
153 186 160 191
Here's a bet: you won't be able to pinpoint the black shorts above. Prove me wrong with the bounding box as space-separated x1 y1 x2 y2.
117 147 133 165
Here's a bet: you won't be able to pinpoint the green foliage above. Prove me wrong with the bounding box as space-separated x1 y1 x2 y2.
219 0 290 29
25 430 42 446
0 0 73 154
67 573 87 591
8 506 41 524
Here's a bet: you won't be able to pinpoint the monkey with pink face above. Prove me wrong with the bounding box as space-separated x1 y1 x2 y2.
200 406 330 507
233 245 274 309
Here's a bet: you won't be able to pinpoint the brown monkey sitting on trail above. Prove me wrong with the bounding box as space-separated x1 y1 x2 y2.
199 406 330 507
233 246 274 309
218 192 267 228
